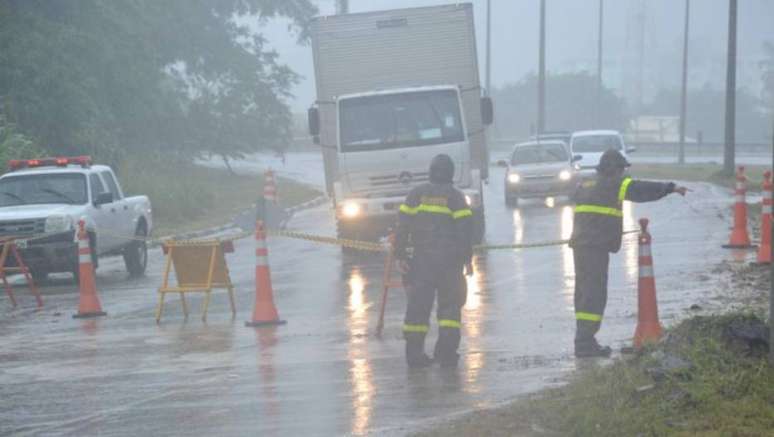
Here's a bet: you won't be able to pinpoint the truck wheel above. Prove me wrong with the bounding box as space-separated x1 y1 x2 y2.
472 208 486 245
30 269 48 284
124 224 148 277
505 194 519 208
73 233 97 284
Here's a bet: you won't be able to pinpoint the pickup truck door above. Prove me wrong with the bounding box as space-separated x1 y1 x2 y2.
89 173 117 253
99 170 131 250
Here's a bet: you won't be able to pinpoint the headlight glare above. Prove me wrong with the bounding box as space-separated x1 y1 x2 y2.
507 173 521 184
558 170 572 181
341 202 362 218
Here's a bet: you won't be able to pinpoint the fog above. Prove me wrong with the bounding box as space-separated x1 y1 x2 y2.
261 0 774 114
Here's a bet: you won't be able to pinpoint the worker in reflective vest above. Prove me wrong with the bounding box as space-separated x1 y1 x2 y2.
570 149 688 357
395 154 474 368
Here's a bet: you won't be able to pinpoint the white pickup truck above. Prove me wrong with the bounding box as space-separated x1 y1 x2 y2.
0 156 152 281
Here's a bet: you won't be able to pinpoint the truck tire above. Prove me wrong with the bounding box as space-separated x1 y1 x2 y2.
124 223 148 277
505 194 519 208
72 233 97 284
30 269 48 284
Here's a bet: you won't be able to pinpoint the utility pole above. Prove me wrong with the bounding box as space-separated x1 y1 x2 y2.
770 117 774 365
336 0 348 15
537 0 546 134
678 0 690 165
723 0 738 176
486 0 492 96
596 0 604 128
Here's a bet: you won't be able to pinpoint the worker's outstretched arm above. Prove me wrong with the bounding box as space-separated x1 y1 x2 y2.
625 179 688 203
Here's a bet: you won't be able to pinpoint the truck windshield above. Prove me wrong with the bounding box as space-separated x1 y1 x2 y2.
572 135 623 153
0 173 88 206
511 144 568 165
339 89 465 152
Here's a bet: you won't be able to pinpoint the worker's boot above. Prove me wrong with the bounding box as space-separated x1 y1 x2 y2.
405 335 432 368
433 331 461 368
575 321 611 358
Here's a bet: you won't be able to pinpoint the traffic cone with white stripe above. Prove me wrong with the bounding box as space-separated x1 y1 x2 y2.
633 218 662 348
264 169 277 204
756 171 773 263
73 220 106 319
723 166 753 249
245 220 286 327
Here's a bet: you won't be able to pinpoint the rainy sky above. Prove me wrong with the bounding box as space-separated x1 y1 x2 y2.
259 0 774 113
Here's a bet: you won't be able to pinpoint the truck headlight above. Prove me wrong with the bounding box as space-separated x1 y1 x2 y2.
558 170 572 181
507 173 521 184
341 202 362 219
45 215 73 234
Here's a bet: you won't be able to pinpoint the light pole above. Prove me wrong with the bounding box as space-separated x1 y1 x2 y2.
336 0 348 15
723 0 738 176
596 0 604 128
678 0 690 165
486 0 492 96
537 0 546 134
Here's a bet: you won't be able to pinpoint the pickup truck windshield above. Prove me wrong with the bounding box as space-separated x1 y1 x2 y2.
0 173 87 206
571 135 623 153
512 144 568 165
339 89 465 152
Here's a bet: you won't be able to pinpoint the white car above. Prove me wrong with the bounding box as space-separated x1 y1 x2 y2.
0 156 152 281
500 140 580 207
570 130 636 179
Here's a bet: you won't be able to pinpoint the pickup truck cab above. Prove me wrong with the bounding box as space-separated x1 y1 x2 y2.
0 156 152 281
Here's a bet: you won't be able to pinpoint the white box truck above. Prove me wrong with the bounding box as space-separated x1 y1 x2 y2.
307 3 492 243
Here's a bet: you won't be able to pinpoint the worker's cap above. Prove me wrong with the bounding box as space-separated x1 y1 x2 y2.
596 149 631 172
429 154 455 184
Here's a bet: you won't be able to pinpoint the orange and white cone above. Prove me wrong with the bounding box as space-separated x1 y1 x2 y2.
245 220 285 327
73 220 106 319
633 218 662 348
723 166 753 249
756 171 773 263
264 169 277 204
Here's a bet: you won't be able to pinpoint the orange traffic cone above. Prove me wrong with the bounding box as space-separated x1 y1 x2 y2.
756 171 773 263
264 169 277 204
245 220 286 327
633 218 662 348
723 166 753 249
73 220 106 319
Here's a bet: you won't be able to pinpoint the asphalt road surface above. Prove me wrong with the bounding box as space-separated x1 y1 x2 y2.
0 155 745 436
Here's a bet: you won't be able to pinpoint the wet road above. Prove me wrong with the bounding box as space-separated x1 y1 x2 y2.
0 156 742 436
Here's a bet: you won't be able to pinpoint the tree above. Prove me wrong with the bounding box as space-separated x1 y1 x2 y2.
0 1 316 163
492 72 627 140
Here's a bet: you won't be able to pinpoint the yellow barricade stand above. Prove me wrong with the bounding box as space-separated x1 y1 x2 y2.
156 240 236 322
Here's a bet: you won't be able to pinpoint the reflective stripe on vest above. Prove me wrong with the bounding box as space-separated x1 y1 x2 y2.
400 203 472 220
574 177 632 218
403 324 429 333
576 311 603 322
438 319 461 329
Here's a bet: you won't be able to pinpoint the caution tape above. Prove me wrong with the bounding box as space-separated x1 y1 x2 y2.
267 229 387 252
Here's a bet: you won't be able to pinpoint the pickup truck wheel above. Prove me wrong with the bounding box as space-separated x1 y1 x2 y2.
124 224 148 277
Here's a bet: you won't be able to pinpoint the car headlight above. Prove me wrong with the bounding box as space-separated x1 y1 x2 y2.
340 202 362 218
507 173 521 184
558 170 572 181
464 195 472 206
44 215 73 234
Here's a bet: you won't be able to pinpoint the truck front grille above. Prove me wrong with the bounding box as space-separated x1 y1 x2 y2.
0 219 45 238
369 171 430 188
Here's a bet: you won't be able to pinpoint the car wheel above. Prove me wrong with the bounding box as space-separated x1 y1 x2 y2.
124 224 148 277
505 194 519 208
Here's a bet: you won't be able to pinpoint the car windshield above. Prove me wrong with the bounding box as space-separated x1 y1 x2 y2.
0 173 88 206
511 144 568 165
571 135 623 153
339 89 465 152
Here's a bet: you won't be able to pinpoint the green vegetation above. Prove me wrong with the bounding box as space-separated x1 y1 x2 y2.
630 163 770 192
0 1 316 162
120 157 319 237
416 314 774 437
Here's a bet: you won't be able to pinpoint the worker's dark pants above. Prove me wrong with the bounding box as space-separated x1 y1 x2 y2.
572 246 610 348
403 254 464 363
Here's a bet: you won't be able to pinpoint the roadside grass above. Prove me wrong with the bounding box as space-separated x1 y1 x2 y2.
415 313 774 437
630 163 770 192
119 158 320 237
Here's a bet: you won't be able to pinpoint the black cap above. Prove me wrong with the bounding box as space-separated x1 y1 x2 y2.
429 154 455 184
596 149 631 173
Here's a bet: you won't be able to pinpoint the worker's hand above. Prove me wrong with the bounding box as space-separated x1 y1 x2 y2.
673 186 689 196
464 262 474 277
397 259 410 275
